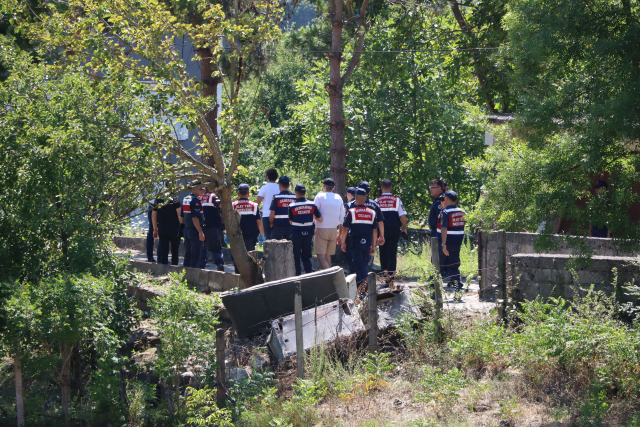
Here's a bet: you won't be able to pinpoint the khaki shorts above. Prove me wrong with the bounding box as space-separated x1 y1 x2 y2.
314 228 337 255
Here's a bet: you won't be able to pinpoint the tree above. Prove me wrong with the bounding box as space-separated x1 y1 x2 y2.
149 273 221 418
15 0 282 286
466 0 640 249
0 42 165 284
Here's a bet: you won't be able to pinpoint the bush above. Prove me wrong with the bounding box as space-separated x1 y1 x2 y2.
450 319 512 372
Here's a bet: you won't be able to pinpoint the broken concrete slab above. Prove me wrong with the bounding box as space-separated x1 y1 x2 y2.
268 298 365 361
363 286 421 333
220 267 351 336
127 260 244 292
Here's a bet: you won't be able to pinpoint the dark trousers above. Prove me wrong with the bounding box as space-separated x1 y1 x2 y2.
349 237 372 286
146 227 163 262
345 235 356 274
291 231 313 276
441 242 463 288
200 227 224 267
437 238 446 277
379 227 401 276
158 230 180 265
183 228 204 268
262 217 273 240
233 235 257 273
271 225 291 240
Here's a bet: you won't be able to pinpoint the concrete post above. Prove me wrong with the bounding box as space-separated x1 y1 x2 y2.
498 230 507 320
294 281 304 378
263 240 296 282
367 272 378 352
216 328 226 408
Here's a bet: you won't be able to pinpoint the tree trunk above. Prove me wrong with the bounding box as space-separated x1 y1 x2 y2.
14 357 24 427
197 48 223 144
162 379 176 416
327 0 370 200
447 0 498 114
218 185 264 288
328 1 348 199
60 345 72 419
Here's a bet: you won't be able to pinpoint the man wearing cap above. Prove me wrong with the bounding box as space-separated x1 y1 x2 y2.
289 184 323 275
232 184 265 273
345 187 356 212
199 184 225 271
256 168 280 240
313 178 345 269
181 184 206 268
269 176 297 240
438 190 466 289
375 179 408 283
428 179 446 235
340 188 379 291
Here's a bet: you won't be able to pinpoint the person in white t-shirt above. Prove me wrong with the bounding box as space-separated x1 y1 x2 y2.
313 178 346 269
256 168 280 240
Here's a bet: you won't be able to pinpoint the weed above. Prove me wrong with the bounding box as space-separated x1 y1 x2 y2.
185 386 234 427
127 380 157 427
339 353 394 402
497 395 521 424
578 384 610 427
416 366 468 416
291 377 327 406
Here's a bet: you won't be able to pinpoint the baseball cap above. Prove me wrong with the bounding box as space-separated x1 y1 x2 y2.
295 184 306 193
594 180 608 189
355 188 367 196
238 183 250 192
323 178 335 187
381 179 392 187
358 181 371 192
444 190 458 201
278 176 290 184
191 181 202 187
347 187 357 195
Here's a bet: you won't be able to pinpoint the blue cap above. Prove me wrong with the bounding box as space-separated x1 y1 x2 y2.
238 183 250 192
594 180 608 189
444 190 457 201
295 184 306 193
347 187 357 195
355 188 367 196
278 176 290 184
358 181 370 192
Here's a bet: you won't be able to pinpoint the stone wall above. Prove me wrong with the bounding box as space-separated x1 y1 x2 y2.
510 254 640 304
128 260 244 292
479 231 638 300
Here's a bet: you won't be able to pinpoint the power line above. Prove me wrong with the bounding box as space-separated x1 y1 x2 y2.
264 47 500 53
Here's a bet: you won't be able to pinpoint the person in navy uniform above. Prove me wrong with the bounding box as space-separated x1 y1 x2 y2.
152 194 181 266
199 185 225 271
343 187 357 273
340 188 379 291
288 184 323 276
437 190 466 290
181 184 206 268
232 184 264 273
269 176 296 240
375 179 408 283
428 179 445 234
146 200 163 262
345 182 386 270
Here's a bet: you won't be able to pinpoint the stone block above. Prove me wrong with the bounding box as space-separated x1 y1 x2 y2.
263 240 296 282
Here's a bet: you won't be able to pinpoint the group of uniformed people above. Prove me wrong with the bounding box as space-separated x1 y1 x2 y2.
147 170 466 292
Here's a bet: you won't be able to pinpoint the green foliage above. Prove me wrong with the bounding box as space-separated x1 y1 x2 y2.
0 272 136 420
450 319 512 371
186 386 234 427
291 377 327 406
127 380 158 427
416 366 468 415
149 273 220 414
0 41 165 283
578 384 610 427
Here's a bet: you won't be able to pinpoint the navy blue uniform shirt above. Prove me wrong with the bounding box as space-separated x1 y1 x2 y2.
181 193 203 229
343 205 379 238
199 191 222 229
374 193 406 228
437 204 465 244
269 190 296 226
346 197 385 222
233 198 261 238
288 197 322 232
429 193 445 231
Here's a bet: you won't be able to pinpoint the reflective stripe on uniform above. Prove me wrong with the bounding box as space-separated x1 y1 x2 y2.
292 222 314 227
446 230 465 235
275 214 289 219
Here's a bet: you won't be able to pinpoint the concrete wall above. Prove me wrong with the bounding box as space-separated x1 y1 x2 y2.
479 230 639 301
128 260 244 292
510 254 640 304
